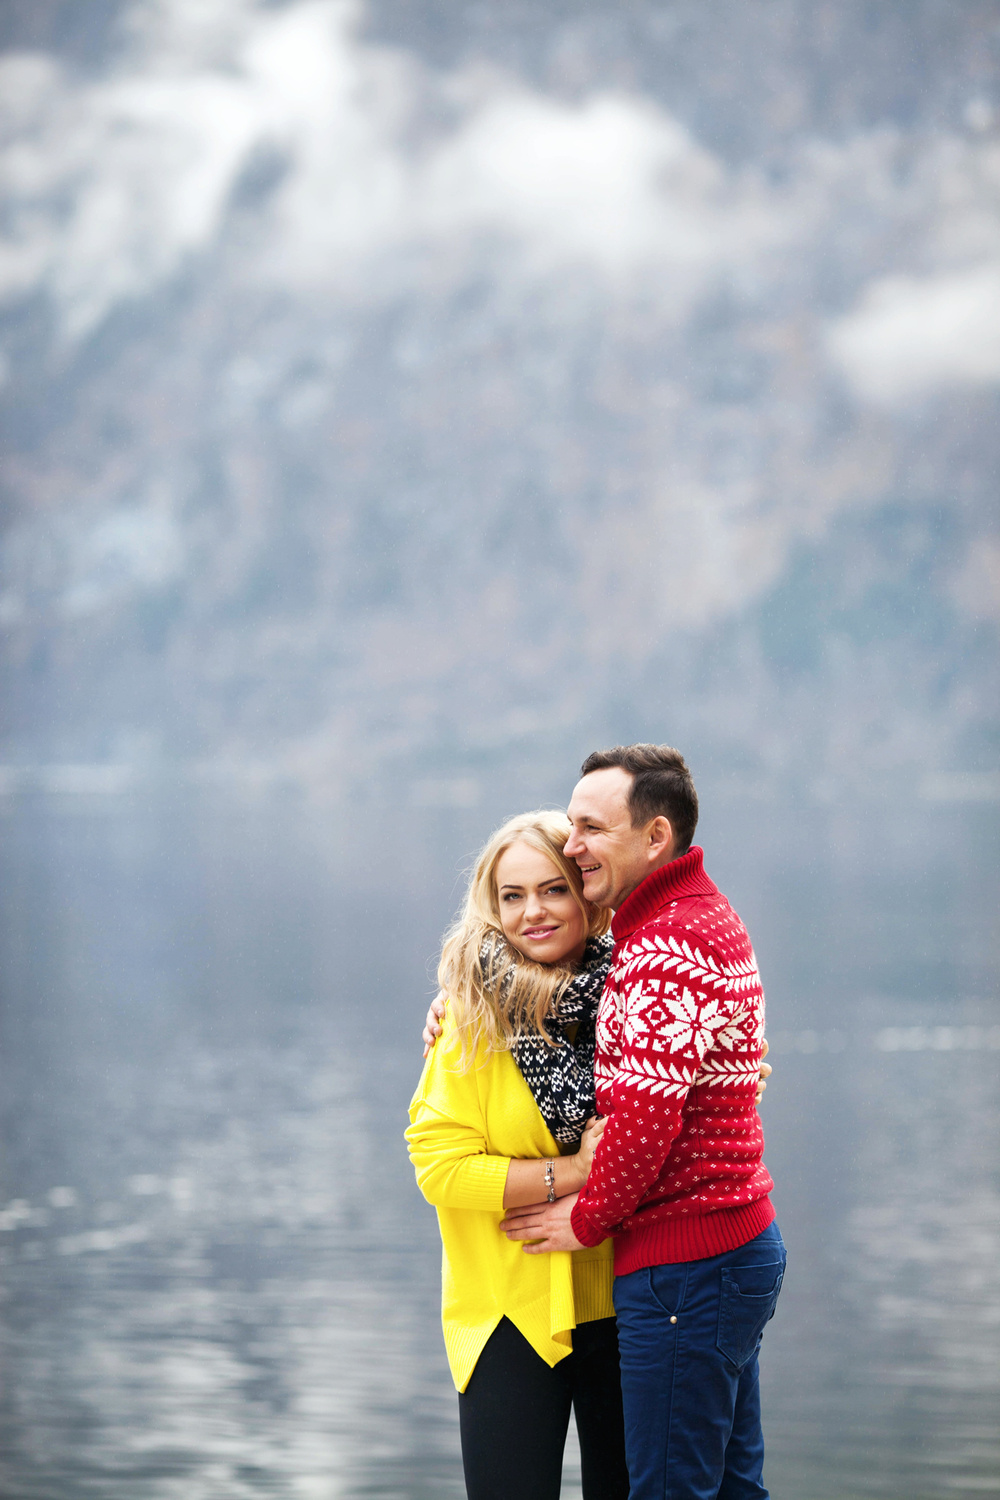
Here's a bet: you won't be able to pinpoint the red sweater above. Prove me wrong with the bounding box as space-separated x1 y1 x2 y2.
570 847 774 1274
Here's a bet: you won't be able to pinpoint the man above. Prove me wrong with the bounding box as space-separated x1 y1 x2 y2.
501 743 783 1500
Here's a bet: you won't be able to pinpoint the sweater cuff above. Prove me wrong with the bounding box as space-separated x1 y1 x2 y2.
571 1199 608 1249
450 1153 511 1212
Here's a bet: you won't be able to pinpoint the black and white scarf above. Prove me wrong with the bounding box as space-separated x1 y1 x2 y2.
480 932 615 1147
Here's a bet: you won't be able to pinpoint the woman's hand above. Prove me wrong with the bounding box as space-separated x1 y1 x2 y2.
756 1038 771 1104
571 1115 607 1188
422 993 447 1056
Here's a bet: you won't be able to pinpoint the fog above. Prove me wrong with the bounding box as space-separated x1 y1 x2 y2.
1 2 998 1496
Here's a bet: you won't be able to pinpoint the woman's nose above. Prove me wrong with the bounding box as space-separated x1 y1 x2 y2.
524 891 545 919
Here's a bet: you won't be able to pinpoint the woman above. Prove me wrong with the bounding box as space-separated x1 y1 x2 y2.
406 810 629 1500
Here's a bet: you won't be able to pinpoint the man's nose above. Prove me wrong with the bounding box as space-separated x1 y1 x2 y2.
564 829 582 856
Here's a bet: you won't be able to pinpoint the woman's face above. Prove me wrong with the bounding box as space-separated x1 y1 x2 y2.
494 841 588 967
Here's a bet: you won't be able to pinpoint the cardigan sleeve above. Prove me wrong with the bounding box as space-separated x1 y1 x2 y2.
406 1103 511 1212
406 1029 511 1213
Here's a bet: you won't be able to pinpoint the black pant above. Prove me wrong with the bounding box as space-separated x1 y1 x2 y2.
458 1316 629 1500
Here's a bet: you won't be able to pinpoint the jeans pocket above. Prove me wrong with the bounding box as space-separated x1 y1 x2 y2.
716 1261 785 1371
645 1262 689 1319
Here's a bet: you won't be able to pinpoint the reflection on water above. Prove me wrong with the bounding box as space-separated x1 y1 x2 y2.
0 1037 463 1499
763 1015 1000 1497
0 797 997 1499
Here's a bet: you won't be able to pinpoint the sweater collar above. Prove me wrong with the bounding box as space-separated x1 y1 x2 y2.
610 845 718 942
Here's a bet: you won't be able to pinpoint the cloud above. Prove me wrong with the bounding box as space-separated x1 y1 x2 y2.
0 43 264 335
0 0 780 334
1 0 998 716
415 90 770 286
2 0 997 385
826 263 1000 404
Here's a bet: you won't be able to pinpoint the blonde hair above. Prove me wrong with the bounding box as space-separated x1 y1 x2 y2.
438 809 611 1065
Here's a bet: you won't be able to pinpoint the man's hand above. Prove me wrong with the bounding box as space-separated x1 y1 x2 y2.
422 994 446 1057
499 1193 587 1254
756 1038 771 1105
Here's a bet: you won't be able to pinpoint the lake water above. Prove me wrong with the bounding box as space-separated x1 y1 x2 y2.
1 790 997 1499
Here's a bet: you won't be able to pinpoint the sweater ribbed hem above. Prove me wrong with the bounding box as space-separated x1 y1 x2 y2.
571 1253 616 1325
612 1197 775 1275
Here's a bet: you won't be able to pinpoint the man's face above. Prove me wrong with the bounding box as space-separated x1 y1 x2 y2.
565 767 671 910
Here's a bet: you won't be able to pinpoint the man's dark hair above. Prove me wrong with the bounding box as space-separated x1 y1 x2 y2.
580 744 699 855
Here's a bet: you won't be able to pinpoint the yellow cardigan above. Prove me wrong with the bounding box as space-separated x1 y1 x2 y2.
406 1019 614 1393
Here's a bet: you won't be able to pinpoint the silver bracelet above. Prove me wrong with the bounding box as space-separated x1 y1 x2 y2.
544 1159 556 1202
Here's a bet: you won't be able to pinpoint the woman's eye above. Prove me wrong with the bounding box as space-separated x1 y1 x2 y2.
545 885 568 895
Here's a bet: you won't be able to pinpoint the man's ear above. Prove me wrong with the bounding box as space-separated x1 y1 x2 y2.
646 816 673 863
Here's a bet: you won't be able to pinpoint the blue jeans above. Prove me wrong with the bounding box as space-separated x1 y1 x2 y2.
613 1222 786 1500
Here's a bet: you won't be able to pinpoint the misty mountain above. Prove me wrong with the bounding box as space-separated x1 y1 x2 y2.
0 0 997 802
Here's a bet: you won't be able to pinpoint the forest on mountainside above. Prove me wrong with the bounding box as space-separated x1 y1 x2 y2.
1 0 997 809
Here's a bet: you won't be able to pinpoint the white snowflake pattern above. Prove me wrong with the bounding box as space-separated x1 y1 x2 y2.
620 981 673 1044
714 1005 755 1051
595 1002 622 1056
597 911 767 1108
633 985 724 1056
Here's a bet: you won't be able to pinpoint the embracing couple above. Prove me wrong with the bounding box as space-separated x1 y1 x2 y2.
407 744 785 1500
